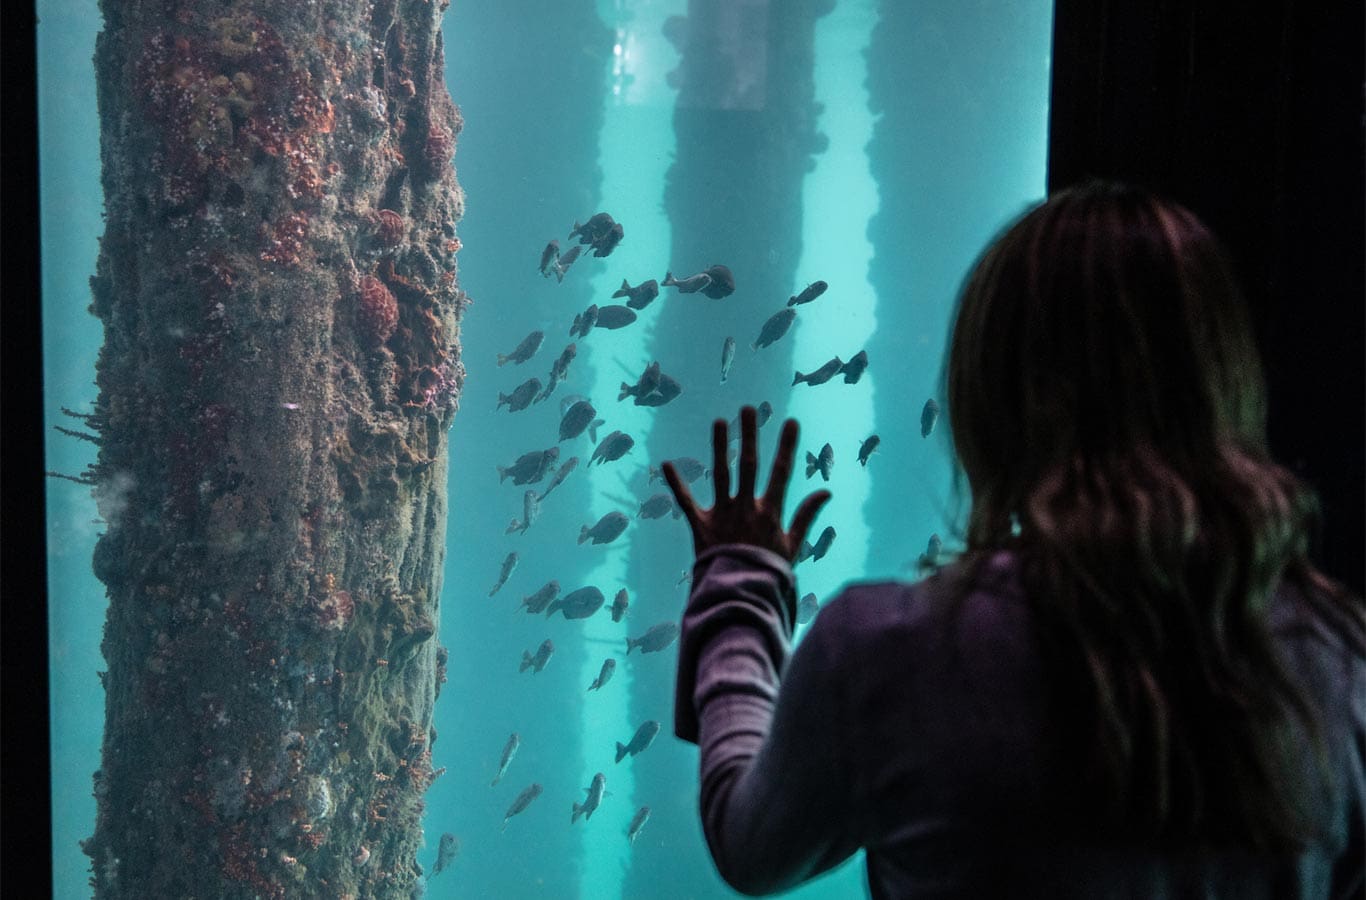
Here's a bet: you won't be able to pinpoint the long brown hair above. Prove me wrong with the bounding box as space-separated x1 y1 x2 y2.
938 180 1363 852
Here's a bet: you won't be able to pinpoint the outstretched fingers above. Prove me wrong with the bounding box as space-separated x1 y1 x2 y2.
736 406 758 502
661 462 702 535
710 418 730 504
787 489 832 551
763 418 799 512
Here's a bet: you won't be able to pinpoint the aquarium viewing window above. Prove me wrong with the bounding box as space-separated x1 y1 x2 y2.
41 1 1053 896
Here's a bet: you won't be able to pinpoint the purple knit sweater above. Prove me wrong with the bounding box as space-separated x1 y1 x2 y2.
674 544 1364 899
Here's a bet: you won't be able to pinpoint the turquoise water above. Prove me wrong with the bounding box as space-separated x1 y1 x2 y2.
40 1 1052 896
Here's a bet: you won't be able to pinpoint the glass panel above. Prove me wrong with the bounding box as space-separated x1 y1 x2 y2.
42 0 1052 896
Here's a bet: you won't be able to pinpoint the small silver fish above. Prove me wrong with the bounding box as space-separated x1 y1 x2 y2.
571 773 606 823
720 336 736 383
626 806 651 844
503 783 543 831
537 456 578 501
553 244 582 282
661 270 712 293
488 552 519 596
797 592 820 624
588 658 616 691
858 434 880 466
491 733 520 786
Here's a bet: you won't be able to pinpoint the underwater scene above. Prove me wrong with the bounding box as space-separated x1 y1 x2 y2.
41 0 1053 896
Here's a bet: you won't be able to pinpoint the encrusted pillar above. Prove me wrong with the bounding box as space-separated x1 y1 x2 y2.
79 1 464 896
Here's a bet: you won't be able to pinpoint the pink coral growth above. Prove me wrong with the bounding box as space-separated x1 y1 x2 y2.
411 360 461 412
314 589 354 632
423 124 454 175
373 209 405 249
356 275 399 347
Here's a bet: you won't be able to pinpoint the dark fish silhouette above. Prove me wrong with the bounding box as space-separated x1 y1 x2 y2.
650 457 706 484
570 212 616 244
579 512 629 545
701 264 735 299
502 783 543 831
489 552 519 596
547 585 606 619
610 589 629 622
720 336 736 383
637 493 679 520
498 377 542 412
804 443 834 481
613 278 659 310
572 772 606 823
615 720 661 763
662 270 712 293
518 580 560 615
538 241 559 278
589 658 616 691
559 400 597 442
840 350 869 384
535 343 577 403
921 399 940 437
519 638 554 674
591 222 624 257
797 592 820 624
491 733 520 786
589 431 635 466
753 308 797 350
728 401 774 442
626 806 651 844
499 330 545 366
788 280 828 306
627 622 680 654
793 356 843 386
798 526 836 562
593 304 637 330
857 434 880 466
498 447 559 485
429 832 459 881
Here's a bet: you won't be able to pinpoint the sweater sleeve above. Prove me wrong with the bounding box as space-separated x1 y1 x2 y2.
674 544 862 895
